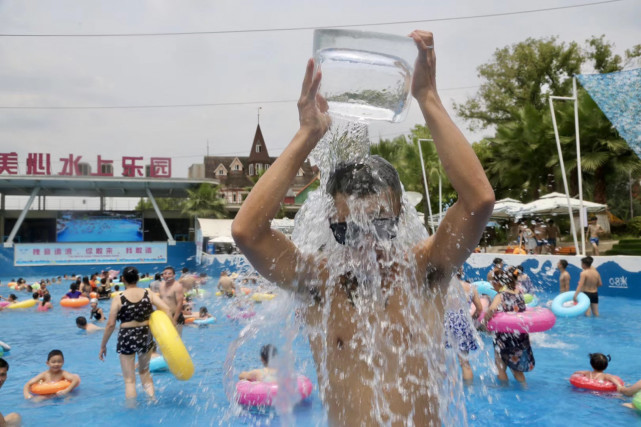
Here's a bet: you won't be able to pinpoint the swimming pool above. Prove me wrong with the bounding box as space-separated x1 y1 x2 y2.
0 274 639 426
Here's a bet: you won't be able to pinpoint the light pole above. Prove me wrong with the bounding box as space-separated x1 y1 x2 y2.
417 138 440 235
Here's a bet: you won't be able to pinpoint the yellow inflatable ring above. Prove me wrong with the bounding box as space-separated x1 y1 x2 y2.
251 293 276 302
149 310 194 381
8 299 37 309
215 290 235 297
110 291 122 299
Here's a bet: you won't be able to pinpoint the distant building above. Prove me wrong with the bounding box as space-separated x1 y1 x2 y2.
194 124 318 206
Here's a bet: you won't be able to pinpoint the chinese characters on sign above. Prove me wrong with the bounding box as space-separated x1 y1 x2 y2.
0 152 172 178
14 242 168 266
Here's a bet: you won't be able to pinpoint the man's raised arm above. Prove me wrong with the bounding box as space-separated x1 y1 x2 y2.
232 59 330 289
410 31 495 278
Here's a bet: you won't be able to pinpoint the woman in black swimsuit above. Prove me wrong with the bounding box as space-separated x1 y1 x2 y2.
99 266 172 401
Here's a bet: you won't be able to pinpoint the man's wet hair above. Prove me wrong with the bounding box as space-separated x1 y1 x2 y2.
581 256 593 267
559 259 568 269
47 349 64 361
122 266 139 284
326 156 402 201
76 316 87 327
0 358 8 370
164 266 176 274
493 258 503 266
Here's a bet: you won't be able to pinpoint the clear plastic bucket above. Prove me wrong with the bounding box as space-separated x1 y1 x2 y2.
313 29 416 123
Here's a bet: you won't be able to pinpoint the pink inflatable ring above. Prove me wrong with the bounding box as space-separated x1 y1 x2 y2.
236 375 313 406
485 307 556 333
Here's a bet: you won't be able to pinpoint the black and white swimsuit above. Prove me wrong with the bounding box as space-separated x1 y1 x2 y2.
116 290 154 355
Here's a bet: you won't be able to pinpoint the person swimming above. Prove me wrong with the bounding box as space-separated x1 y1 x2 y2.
238 344 278 382
89 299 105 322
76 316 103 333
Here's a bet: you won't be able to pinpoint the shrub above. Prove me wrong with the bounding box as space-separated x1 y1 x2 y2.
629 217 641 237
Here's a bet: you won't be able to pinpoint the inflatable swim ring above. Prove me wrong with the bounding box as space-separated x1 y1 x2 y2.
30 378 78 395
149 356 168 372
185 289 206 298
7 282 17 289
251 293 276 302
110 291 122 299
60 297 89 308
524 294 539 307
236 375 313 406
240 287 252 295
7 299 37 309
485 307 556 333
149 310 194 381
0 301 10 308
139 277 152 283
633 392 641 411
184 317 195 324
193 317 215 325
227 311 256 320
472 281 497 298
551 292 590 317
215 290 235 297
31 282 41 290
569 373 622 392
90 292 98 299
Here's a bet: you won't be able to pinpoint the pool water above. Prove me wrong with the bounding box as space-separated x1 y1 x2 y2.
0 275 640 426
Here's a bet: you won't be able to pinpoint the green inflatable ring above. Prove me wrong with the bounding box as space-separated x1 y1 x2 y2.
633 392 641 411
523 293 533 304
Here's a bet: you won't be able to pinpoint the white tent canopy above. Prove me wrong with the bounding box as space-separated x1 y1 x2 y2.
492 198 526 219
209 235 235 243
521 192 607 215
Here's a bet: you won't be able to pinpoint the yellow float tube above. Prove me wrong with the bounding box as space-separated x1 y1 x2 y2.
149 310 194 381
8 299 37 309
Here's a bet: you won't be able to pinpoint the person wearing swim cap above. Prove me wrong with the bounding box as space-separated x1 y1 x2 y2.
89 299 105 322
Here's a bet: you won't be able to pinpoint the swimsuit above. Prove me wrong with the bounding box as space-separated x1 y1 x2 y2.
177 313 185 325
493 292 535 373
90 307 102 321
116 290 154 355
444 288 479 353
584 291 599 304
590 237 599 246
548 238 556 246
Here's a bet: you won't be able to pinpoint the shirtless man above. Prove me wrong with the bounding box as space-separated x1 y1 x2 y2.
158 266 185 336
217 271 235 297
558 259 570 293
232 31 494 425
533 218 548 255
586 216 604 256
573 256 602 316
546 219 560 254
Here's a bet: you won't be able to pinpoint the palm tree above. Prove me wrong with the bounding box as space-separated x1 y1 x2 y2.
181 183 227 219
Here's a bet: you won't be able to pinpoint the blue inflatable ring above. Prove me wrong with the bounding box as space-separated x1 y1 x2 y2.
526 295 539 307
193 317 215 325
551 291 590 317
472 281 497 299
149 356 168 372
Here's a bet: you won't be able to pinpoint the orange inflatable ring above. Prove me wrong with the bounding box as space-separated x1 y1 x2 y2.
60 297 90 308
90 292 98 299
240 287 251 295
184 317 195 324
31 379 76 395
7 282 17 288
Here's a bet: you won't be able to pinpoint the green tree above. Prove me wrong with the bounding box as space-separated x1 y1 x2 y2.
135 197 185 211
181 183 228 219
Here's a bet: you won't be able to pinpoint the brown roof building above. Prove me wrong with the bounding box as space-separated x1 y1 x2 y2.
199 124 318 206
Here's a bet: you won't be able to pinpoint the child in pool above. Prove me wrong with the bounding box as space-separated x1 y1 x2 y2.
239 344 278 382
617 378 641 409
573 353 623 386
62 283 82 300
23 349 80 399
38 294 53 311
198 307 213 319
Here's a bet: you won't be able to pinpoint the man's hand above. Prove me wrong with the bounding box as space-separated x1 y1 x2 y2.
298 59 331 141
409 30 438 103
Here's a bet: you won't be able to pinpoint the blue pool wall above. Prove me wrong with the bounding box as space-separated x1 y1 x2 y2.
0 242 199 279
463 253 641 299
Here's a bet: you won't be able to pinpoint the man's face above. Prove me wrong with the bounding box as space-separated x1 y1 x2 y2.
0 367 7 388
330 191 401 247
162 269 175 282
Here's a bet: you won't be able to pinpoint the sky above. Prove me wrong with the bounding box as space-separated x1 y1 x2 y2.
0 0 640 208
